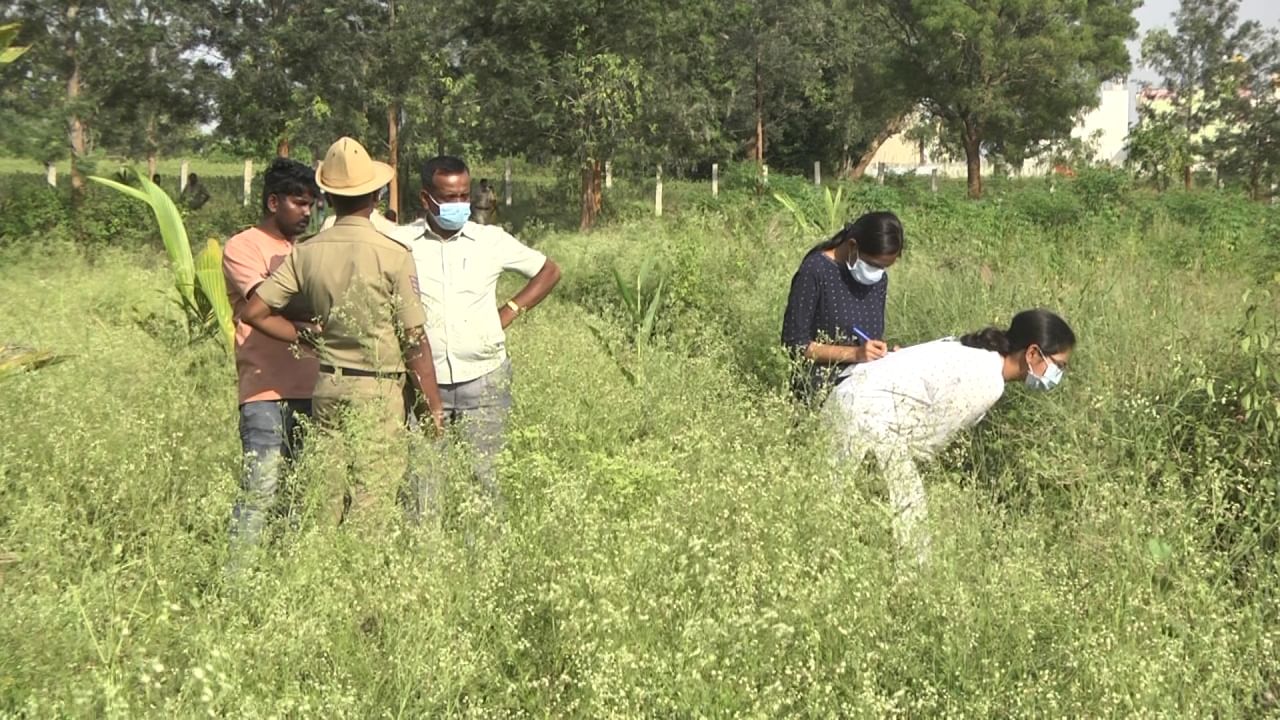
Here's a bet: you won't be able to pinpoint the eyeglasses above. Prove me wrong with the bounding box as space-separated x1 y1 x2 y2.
1033 346 1070 372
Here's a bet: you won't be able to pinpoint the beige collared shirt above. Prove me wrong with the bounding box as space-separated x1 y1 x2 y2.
389 219 547 384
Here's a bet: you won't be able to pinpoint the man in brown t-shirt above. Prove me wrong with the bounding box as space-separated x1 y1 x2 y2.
244 136 445 527
222 158 320 557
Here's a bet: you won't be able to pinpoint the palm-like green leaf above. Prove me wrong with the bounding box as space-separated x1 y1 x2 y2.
89 171 196 309
773 191 819 235
194 238 235 353
0 23 28 66
823 186 846 234
775 187 848 236
613 267 638 319
637 278 664 350
0 344 67 382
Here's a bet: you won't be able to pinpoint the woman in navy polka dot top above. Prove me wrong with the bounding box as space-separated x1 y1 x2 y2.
781 211 904 404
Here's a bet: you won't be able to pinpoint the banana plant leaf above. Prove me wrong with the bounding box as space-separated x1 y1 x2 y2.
194 238 235 353
88 171 196 310
0 23 28 65
0 344 68 382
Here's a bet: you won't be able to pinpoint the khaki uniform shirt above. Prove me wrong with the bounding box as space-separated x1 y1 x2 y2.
256 216 428 374
388 219 546 384
320 210 399 234
473 187 497 211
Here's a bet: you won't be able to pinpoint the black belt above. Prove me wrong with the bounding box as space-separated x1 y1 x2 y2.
318 364 403 378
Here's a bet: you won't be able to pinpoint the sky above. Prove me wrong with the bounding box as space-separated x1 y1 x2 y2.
1129 0 1280 85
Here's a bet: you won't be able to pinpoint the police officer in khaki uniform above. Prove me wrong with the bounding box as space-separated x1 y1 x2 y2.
472 178 498 225
243 136 445 527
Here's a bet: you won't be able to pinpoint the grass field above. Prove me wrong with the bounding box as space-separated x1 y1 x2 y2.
2 170 1280 716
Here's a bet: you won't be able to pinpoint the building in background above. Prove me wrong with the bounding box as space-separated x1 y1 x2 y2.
1072 80 1132 165
867 81 1134 177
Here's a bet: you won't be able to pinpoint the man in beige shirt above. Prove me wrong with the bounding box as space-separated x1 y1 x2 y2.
243 136 445 527
391 155 560 514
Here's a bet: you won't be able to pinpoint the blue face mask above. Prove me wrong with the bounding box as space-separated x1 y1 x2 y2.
1026 355 1064 391
430 196 471 230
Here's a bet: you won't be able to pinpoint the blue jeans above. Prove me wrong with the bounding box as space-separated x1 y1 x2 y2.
229 399 311 551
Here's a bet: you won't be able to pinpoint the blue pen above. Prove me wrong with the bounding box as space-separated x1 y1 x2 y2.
851 326 873 344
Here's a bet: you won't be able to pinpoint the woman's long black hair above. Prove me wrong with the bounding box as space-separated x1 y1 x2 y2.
960 309 1076 356
806 211 904 257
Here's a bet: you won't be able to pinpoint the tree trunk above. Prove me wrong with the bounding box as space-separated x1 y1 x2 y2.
66 2 85 197
849 115 907 179
388 102 400 218
276 136 290 158
387 0 398 218
1182 163 1192 191
962 119 982 199
579 159 603 232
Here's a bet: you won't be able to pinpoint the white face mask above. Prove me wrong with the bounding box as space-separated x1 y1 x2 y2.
1025 355 1064 391
847 257 885 285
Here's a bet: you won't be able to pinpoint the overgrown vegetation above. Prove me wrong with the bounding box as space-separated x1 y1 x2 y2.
2 170 1280 715
88 170 234 352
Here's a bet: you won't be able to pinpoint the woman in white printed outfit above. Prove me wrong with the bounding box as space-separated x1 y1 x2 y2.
825 309 1076 563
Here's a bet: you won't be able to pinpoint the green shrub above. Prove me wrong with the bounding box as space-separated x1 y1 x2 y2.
1069 166 1133 211
0 175 64 243
1006 185 1085 229
1159 189 1255 241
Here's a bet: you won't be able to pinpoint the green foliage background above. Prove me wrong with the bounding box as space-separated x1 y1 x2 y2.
2 170 1280 715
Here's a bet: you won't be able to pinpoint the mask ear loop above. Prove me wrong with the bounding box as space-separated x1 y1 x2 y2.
1028 345 1048 378
845 225 859 263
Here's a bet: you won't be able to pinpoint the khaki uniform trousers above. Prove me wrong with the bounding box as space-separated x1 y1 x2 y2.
312 371 408 529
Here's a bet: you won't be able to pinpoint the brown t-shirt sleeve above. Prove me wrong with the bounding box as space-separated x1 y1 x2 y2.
392 251 428 330
254 250 301 310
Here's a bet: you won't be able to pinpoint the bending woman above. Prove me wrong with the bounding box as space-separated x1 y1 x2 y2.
781 212 904 405
824 309 1076 563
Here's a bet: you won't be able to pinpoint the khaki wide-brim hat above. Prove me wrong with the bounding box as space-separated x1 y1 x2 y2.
316 136 394 197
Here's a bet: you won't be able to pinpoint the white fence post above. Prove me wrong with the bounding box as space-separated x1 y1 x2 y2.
931 168 938 194
605 160 612 190
504 159 513 207
45 162 56 189
762 164 769 186
814 161 821 186
711 163 719 197
179 160 190 192
655 164 663 217
243 160 253 207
